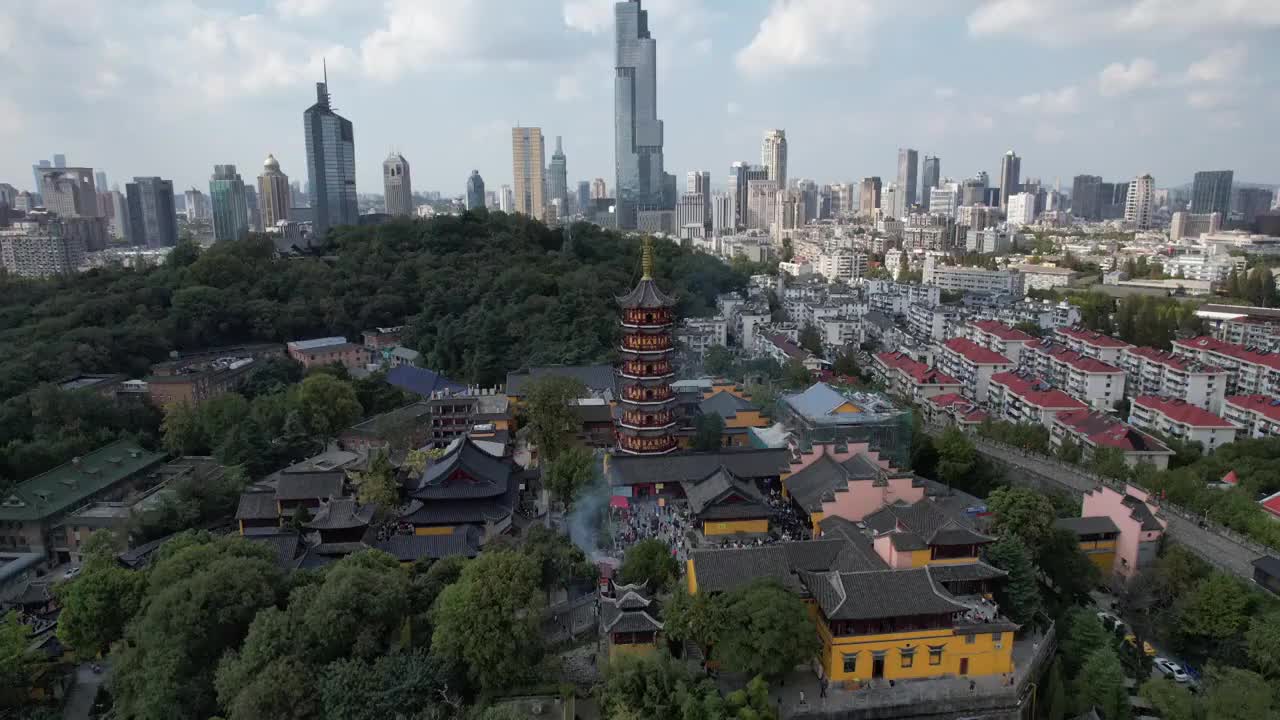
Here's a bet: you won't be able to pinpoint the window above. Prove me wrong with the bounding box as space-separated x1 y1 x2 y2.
900 648 915 668
992 632 1003 647
842 653 857 673
929 646 944 665
964 634 976 645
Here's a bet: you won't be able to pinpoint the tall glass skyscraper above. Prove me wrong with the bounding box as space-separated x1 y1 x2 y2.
466 170 486 211
548 136 568 215
209 164 249 242
304 75 357 238
1191 170 1233 216
614 0 671 229
126 176 177 248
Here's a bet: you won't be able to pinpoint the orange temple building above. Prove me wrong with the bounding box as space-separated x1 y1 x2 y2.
616 239 679 455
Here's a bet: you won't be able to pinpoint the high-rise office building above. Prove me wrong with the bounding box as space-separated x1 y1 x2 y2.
512 126 546 220
762 130 788 189
929 183 959 218
548 136 568 214
882 183 902 219
304 72 357 237
576 181 591 213
1125 174 1155 230
258 154 291 229
859 177 882 214
1191 170 1233 216
1006 192 1036 227
591 178 608 199
1234 187 1274 226
38 167 98 218
711 192 734 235
960 176 986 207
183 189 210 221
998 150 1021 209
897 148 919 209
245 186 261 232
52 154 66 169
383 153 413 216
499 185 514 212
921 155 940 209
209 164 249 242
126 176 177 248
614 0 672 229
729 162 768 229
687 170 711 222
30 161 51 196
1070 175 1103 221
106 191 129 241
466 170 486 211
94 171 108 193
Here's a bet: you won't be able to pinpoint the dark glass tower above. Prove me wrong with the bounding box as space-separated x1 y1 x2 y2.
304 73 357 238
1191 170 1233 216
614 0 671 229
616 239 678 455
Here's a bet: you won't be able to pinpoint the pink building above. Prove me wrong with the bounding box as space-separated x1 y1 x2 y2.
287 336 372 370
782 443 921 530
1080 484 1166 581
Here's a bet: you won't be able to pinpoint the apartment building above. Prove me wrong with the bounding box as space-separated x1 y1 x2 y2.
1054 327 1132 365
1223 395 1280 439
923 260 1025 296
1023 340 1126 409
1172 336 1280 396
937 338 1015 403
1120 346 1228 414
908 303 962 343
924 392 989 427
872 352 964 404
987 372 1087 429
1016 265 1084 292
1049 410 1174 469
966 320 1035 364
1196 303 1280 351
1128 396 1237 452
287 336 372 370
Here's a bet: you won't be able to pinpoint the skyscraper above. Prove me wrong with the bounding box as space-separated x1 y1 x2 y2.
1233 187 1273 226
548 136 568 214
882 183 902 219
897 148 919 209
126 176 177 248
921 156 940 209
687 170 711 221
258 154 290 229
94 171 108 193
184 189 210 221
466 170 486 211
209 164 249 242
1125 174 1155 230
998 150 1021 209
729 162 767 230
304 71 357 237
1070 175 1103 221
762 130 787 189
1191 170 1233 216
614 0 672 229
38 167 98 218
499 185 514 212
512 127 546 220
245 186 261 232
383 153 413 216
576 181 591 213
591 178 608 199
859 177 882 214
31 160 51 196
106 191 129 241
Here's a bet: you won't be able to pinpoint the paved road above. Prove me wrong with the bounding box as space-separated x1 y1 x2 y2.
62 663 106 720
970 438 1263 582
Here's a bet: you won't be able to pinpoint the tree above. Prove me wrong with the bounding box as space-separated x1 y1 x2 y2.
725 675 779 720
431 551 544 693
599 653 724 720
524 376 588 463
1075 647 1129 720
619 539 680 593
544 444 595 508
519 524 596 593
1245 611 1280 678
715 580 819 678
1176 574 1250 651
215 415 272 476
782 359 812 390
1089 446 1130 481
935 426 976 488
986 486 1056 555
691 413 726 452
1043 658 1067 720
55 560 146 658
983 536 1041 626
0 611 35 705
1037 528 1100 605
798 323 823 357
291 374 362 438
1139 679 1196 720
1057 436 1082 463
351 371 410 417
161 401 206 455
663 586 728 660
1204 665 1274 720
831 350 860 378
350 448 400 511
704 345 735 378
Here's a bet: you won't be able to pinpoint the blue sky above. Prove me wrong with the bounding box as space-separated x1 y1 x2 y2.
1 0 1277 198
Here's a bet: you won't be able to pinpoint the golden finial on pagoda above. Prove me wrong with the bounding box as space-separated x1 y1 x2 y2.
641 237 654 280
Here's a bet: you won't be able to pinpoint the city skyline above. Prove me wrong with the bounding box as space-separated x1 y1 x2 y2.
1 1 1278 197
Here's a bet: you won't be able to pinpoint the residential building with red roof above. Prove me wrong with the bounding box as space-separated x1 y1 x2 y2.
1022 339 1126 410
1049 410 1174 470
872 351 964 405
1260 490 1280 521
937 338 1015 403
1120 346 1229 415
987 372 1088 429
1128 396 1237 452
1053 326 1133 365
1222 395 1280 439
1172 336 1280 397
967 320 1036 364
923 392 989 428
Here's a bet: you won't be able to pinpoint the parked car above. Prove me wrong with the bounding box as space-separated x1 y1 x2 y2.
1155 657 1190 682
1124 634 1157 657
61 566 81 580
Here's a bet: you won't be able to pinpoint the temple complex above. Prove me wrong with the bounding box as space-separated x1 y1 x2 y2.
615 238 679 455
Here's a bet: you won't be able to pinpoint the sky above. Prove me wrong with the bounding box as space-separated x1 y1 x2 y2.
2 0 1278 198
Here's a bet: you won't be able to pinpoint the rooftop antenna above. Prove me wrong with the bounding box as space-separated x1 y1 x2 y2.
323 57 328 86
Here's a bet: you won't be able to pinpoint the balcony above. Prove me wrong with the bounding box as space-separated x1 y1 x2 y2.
621 386 674 404
619 410 677 430
621 334 673 353
621 308 674 328
617 434 679 454
619 360 674 380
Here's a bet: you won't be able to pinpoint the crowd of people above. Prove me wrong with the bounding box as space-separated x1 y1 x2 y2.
607 498 695 564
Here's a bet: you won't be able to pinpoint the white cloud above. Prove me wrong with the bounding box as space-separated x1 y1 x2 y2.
735 0 879 77
1187 90 1230 110
274 0 342 19
1098 58 1157 96
1185 47 1247 83
1017 86 1081 114
563 0 711 35
562 0 613 33
969 0 1280 44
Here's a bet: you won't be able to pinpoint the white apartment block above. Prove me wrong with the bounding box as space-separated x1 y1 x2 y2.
1172 336 1280 396
1006 192 1036 227
1128 396 1237 452
1160 254 1242 284
1120 346 1228 414
822 319 862 347
923 259 1025 297
737 311 771 351
909 304 962 343
1016 265 1082 292
937 338 1015 403
1195 304 1280 351
966 229 1010 254
1023 340 1126 409
1168 211 1222 243
1223 395 1280 439
1053 327 1133 366
966 319 1035 364
816 250 868 283
0 219 87 278
987 372 1087 429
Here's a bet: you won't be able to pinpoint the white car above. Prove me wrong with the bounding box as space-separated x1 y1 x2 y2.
1155 657 1189 683
61 566 81 580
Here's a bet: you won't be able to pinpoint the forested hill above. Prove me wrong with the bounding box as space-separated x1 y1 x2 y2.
0 211 749 400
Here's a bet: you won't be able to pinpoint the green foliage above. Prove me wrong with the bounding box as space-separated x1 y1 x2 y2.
1056 436 1082 463
983 536 1042 626
691 413 726 452
524 376 587 463
545 444 596 507
0 611 36 705
55 559 146 658
1108 294 1204 349
239 357 304 398
599 653 726 720
782 359 812 390
126 466 248 543
1245 611 1280 678
430 551 545 693
351 371 410 418
1204 665 1275 720
744 383 778 418
830 350 861 378
1138 679 1196 720
714 580 819 679
798 323 823 357
1175 573 1251 651
1037 528 1100 606
935 426 976 487
1043 658 1067 720
662 587 728 659
351 449 400 511
986 486 1056 553
1059 608 1110 681
619 539 680 593
518 524 597 592
1075 647 1129 720
292 373 363 437
977 420 1050 454
704 345 735 378
1088 446 1131 481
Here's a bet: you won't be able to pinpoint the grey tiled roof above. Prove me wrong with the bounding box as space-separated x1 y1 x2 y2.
1122 496 1164 531
889 531 928 551
243 530 302 569
689 545 799 594
274 472 344 501
800 567 968 621
505 364 618 397
783 453 884 512
413 436 512 500
607 448 791 487
1252 555 1280 577
601 600 663 634
616 278 676 309
863 500 993 547
1054 515 1121 536
305 497 375 531
699 391 759 420
236 491 278 521
376 530 480 562
927 560 1008 583
684 465 769 519
399 479 517 525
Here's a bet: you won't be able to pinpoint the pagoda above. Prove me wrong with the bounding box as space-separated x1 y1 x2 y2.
616 238 678 455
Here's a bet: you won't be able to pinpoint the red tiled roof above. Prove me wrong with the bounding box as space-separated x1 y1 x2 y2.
1262 491 1280 519
876 352 960 386
1173 336 1280 371
1224 394 1280 423
1132 396 1234 428
1032 344 1124 374
1124 346 1224 374
928 393 970 408
767 333 808 360
926 393 988 422
971 319 1035 342
1054 410 1172 454
1057 327 1132 349
990 372 1088 410
942 338 1012 365
1222 470 1239 486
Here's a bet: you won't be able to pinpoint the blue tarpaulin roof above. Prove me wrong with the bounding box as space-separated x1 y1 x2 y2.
386 366 467 397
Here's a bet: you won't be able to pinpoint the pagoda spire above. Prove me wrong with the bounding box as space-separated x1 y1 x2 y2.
641 237 654 280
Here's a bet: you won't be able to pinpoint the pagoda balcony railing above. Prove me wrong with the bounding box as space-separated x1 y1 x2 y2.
621 309 675 328
619 360 674 378
621 334 674 352
620 410 676 429
618 434 679 455
621 386 675 403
